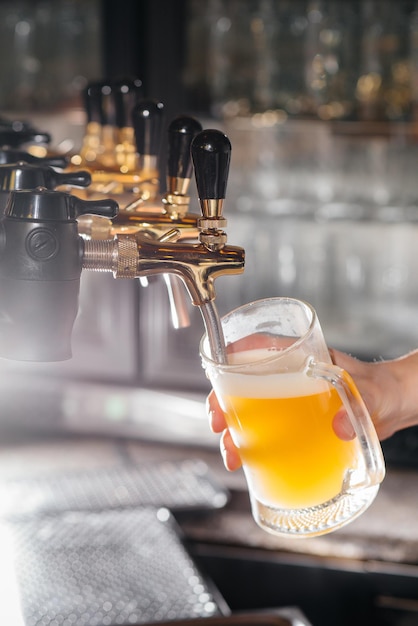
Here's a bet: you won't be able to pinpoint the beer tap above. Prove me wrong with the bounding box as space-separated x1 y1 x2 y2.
128 98 164 203
80 114 204 329
71 80 148 200
162 114 203 219
84 128 244 311
75 80 106 168
113 78 143 173
72 83 208 330
0 129 244 363
84 115 203 240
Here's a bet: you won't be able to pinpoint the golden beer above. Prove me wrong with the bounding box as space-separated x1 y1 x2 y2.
216 349 360 509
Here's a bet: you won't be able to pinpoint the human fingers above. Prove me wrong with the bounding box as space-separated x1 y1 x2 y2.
329 348 393 440
332 409 356 440
220 428 242 471
206 389 228 433
206 390 242 471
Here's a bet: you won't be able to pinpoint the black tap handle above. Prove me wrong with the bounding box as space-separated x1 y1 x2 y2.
5 188 118 221
0 129 51 148
113 77 143 128
0 117 33 132
100 80 116 126
0 149 68 169
54 170 92 188
191 129 231 200
71 196 119 219
167 116 203 179
132 99 164 157
82 81 106 125
0 163 91 192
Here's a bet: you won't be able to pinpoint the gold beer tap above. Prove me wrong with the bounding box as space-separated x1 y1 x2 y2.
73 80 109 169
71 78 146 200
73 80 203 243
73 82 210 330
113 77 144 173
79 114 204 242
0 130 244 362
109 114 203 239
71 82 241 336
82 129 245 307
131 113 203 328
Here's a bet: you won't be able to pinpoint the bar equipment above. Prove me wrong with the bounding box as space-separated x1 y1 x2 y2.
86 113 204 242
0 128 245 363
83 128 245 365
0 161 91 214
0 119 51 149
70 79 162 205
0 148 67 168
72 83 237 336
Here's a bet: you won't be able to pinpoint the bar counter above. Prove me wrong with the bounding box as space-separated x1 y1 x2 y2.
1 433 418 566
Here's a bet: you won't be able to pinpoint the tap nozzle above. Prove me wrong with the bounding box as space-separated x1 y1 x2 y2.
82 232 244 305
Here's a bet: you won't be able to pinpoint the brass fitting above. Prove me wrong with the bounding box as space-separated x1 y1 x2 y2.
82 233 245 305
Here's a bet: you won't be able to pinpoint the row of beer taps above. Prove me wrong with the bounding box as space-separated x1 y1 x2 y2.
0 77 245 362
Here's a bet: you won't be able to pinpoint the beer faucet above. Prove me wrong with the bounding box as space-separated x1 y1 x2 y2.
79 114 203 241
78 113 204 330
71 80 161 202
84 128 244 306
0 129 244 362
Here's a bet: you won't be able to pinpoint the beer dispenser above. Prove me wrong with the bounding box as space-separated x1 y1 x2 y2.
0 86 245 363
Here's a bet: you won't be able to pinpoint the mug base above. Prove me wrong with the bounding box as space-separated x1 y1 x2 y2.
251 484 380 538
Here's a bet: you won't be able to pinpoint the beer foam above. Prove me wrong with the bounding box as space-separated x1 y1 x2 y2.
216 348 330 399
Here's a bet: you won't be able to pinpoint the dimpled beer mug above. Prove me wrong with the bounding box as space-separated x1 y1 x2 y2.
200 297 385 537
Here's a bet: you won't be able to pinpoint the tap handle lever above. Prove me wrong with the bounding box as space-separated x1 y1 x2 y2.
0 148 68 169
72 196 119 219
0 162 92 191
191 129 231 219
191 129 231 250
132 99 164 159
5 188 118 221
0 163 93 216
0 129 51 149
167 116 202 181
83 81 105 125
113 77 143 128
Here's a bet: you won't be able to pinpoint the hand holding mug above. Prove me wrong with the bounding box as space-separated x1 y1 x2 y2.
200 297 385 537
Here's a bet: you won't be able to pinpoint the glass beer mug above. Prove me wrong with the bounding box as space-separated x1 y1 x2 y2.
200 297 385 537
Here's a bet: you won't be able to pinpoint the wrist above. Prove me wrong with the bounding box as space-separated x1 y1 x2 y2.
384 350 418 432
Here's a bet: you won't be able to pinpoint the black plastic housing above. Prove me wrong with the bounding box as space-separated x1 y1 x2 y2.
0 188 118 361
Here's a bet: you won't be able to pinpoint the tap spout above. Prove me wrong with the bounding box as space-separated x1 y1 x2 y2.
83 233 245 306
136 238 245 305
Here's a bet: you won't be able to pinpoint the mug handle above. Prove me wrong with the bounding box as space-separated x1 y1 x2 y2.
306 359 386 487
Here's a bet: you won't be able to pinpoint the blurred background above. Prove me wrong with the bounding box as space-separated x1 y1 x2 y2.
1 0 418 430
